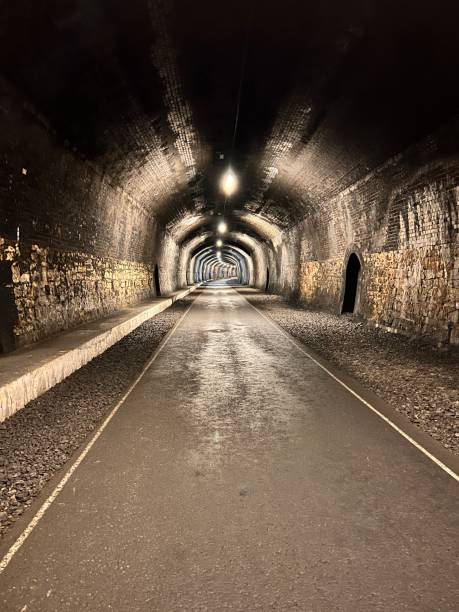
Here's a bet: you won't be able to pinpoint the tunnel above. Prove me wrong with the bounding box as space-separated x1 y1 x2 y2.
0 1 458 350
0 1 458 609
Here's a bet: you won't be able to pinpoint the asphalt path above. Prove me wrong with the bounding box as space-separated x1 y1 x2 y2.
0 285 457 611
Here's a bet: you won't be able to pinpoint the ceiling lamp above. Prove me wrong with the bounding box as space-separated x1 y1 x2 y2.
217 220 227 234
220 167 238 197
216 238 223 247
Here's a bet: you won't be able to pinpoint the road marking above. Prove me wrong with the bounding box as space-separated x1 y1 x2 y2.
0 293 200 575
240 290 459 482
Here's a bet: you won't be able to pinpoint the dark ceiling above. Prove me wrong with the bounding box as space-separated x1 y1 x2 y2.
1 0 458 237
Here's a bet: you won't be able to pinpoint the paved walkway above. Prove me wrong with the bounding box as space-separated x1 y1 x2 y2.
0 286 458 611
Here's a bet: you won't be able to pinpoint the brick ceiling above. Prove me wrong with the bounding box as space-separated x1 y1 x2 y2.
1 0 458 242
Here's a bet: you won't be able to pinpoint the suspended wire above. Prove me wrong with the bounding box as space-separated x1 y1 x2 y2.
231 22 250 155
223 20 250 217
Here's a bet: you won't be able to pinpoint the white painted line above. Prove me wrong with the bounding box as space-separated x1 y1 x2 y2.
0 292 200 575
241 291 459 483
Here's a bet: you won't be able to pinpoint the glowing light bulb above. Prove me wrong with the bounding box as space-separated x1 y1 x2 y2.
217 221 227 234
216 239 223 247
220 168 238 197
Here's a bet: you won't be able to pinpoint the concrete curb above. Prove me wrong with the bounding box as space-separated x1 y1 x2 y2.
0 286 198 422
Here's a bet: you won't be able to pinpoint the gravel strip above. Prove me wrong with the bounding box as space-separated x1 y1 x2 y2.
0 296 194 538
242 292 459 455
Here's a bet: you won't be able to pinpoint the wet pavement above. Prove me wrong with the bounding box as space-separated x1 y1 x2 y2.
0 285 458 611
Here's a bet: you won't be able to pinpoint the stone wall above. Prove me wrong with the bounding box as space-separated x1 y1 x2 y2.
0 237 154 349
298 258 342 311
360 245 458 345
0 82 162 351
295 121 459 345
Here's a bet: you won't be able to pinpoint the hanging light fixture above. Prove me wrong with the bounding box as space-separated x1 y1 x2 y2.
216 238 223 247
220 167 238 197
217 220 227 234
214 23 248 221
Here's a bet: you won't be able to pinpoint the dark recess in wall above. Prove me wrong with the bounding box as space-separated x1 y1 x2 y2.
154 264 161 297
341 253 361 314
0 261 18 353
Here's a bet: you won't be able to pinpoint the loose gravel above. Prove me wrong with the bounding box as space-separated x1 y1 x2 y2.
242 292 459 456
0 296 194 538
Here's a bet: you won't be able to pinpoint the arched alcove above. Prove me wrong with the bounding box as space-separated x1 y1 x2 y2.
154 264 161 297
0 261 18 353
341 253 361 314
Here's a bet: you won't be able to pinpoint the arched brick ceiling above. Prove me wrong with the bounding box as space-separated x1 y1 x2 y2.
188 235 254 259
1 0 458 234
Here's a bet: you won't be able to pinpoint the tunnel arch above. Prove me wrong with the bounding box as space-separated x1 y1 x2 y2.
177 227 270 290
192 245 250 284
167 209 284 290
198 249 242 282
170 210 283 247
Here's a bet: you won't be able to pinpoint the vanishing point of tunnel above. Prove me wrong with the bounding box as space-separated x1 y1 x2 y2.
0 1 458 610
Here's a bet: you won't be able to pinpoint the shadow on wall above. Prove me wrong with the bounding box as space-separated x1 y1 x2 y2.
341 253 361 314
